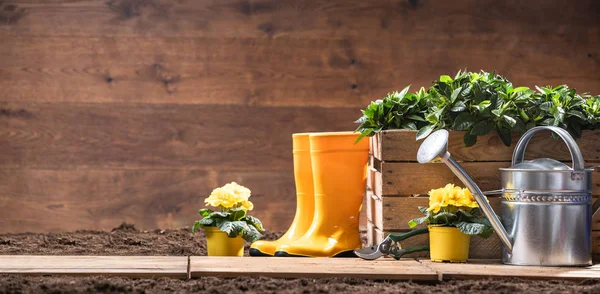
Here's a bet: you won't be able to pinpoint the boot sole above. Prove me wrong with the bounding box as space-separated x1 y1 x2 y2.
274 250 357 258
249 248 273 257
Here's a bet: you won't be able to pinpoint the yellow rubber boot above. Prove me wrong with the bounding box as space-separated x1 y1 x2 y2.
249 133 315 256
275 131 369 257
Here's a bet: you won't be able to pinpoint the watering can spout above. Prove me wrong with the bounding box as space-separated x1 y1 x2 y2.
417 130 513 253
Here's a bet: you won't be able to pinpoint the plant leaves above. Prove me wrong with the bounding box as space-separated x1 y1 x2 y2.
470 120 494 136
513 86 530 93
407 114 426 122
502 115 517 128
199 209 213 217
245 215 265 231
240 222 263 243
451 101 467 112
440 75 453 83
463 132 477 147
408 215 429 228
452 112 475 130
432 211 457 223
450 87 462 103
230 207 247 221
192 221 202 232
416 124 435 141
454 221 487 235
496 127 512 146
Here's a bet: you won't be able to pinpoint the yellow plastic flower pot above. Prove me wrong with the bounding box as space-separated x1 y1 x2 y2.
205 227 244 256
428 225 471 262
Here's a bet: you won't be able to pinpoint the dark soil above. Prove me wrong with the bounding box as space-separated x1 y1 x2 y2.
1 223 599 293
0 223 282 256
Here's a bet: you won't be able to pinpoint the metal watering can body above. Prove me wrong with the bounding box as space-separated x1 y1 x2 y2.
417 126 599 266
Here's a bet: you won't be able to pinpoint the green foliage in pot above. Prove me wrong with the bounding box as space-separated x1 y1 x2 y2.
355 70 600 146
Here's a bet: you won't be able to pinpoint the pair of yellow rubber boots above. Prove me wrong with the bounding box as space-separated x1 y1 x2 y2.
250 132 369 257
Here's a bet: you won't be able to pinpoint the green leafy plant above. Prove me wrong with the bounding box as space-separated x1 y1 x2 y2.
354 85 428 143
355 70 600 147
408 184 493 238
533 85 587 138
192 182 264 243
582 95 600 128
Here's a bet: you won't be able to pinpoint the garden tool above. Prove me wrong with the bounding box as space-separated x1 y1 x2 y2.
274 131 369 257
355 228 430 260
250 133 315 256
417 126 599 266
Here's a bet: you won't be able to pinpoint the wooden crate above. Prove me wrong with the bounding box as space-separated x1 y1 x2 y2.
366 129 600 259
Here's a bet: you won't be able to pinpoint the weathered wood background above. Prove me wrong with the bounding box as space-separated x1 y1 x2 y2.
0 0 599 233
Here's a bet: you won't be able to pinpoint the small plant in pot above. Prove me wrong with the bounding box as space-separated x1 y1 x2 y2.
192 182 264 256
409 183 493 262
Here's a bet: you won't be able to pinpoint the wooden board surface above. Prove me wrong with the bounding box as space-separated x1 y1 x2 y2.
422 260 600 281
371 162 600 197
2 35 599 106
1 0 598 40
0 168 296 233
1 255 599 281
189 256 438 280
0 256 188 278
371 130 600 163
0 103 356 170
2 0 599 234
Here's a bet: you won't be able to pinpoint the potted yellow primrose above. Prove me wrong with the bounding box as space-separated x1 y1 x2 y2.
192 182 264 256
409 184 493 262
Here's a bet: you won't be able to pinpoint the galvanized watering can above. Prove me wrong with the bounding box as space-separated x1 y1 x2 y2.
417 126 599 266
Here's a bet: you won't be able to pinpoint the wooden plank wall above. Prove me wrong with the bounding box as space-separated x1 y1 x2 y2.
1 0 599 233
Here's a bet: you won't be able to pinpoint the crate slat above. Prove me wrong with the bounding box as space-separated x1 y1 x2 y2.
372 162 600 197
371 130 600 163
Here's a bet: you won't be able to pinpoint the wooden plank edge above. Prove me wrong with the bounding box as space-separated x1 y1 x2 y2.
0 256 189 279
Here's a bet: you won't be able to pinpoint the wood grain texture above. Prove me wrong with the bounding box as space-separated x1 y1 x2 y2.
1 35 598 106
0 103 355 169
0 37 375 107
1 0 600 233
0 0 597 38
0 256 188 278
372 130 600 163
370 195 503 231
190 256 438 280
2 0 600 106
422 260 600 281
373 162 600 197
0 168 296 233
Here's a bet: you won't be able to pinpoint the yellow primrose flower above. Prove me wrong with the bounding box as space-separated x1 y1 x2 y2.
427 186 447 213
241 200 254 211
445 184 463 206
457 188 482 208
205 187 237 209
222 182 251 203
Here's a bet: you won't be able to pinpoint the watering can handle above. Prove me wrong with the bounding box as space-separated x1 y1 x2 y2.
512 126 585 171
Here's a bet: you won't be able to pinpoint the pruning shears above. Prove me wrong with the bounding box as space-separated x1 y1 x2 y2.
354 228 429 260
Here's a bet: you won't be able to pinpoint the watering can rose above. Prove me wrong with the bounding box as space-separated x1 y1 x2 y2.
193 182 264 243
409 183 493 238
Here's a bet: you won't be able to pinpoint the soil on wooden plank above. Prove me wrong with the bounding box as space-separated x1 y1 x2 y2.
1 223 599 294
